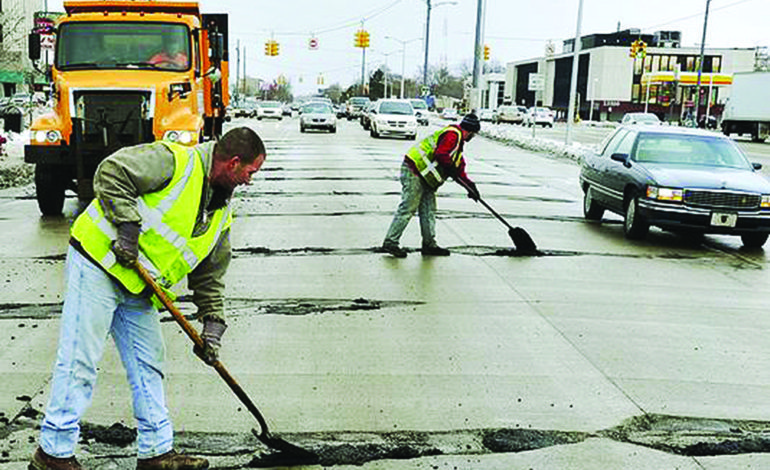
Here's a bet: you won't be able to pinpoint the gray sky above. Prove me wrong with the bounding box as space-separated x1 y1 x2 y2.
47 0 769 96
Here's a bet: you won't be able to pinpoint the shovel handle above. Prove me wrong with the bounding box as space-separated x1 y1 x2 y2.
455 177 514 231
133 262 273 438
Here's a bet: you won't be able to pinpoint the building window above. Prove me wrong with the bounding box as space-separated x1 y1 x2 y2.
634 57 643 75
686 57 694 71
712 57 721 73
632 84 640 102
651 55 660 72
660 55 669 71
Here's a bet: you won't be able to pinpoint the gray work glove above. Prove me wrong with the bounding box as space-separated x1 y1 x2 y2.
111 222 141 267
194 318 227 366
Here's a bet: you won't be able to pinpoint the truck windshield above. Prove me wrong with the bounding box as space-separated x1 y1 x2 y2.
56 22 190 71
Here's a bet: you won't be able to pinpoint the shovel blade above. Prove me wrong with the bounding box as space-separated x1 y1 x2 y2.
509 227 538 255
251 428 320 466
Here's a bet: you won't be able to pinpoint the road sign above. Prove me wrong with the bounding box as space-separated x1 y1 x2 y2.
309 37 319 50
528 73 545 92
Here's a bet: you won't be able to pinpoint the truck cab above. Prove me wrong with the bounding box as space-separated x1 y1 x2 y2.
26 0 229 216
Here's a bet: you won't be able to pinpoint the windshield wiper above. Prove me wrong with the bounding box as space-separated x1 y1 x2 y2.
59 62 103 70
115 61 164 69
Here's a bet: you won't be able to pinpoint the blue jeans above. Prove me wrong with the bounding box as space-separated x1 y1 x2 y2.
383 162 438 248
40 246 173 459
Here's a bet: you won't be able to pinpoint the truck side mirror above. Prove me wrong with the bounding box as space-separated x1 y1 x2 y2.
28 33 41 62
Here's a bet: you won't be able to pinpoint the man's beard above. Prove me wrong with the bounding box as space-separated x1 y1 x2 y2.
208 184 234 211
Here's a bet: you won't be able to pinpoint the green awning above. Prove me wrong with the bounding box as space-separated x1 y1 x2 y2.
0 70 48 85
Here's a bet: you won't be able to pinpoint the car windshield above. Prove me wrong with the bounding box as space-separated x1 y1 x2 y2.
410 100 427 110
349 98 370 105
56 22 190 71
379 101 413 115
634 133 752 169
261 102 281 108
303 103 332 114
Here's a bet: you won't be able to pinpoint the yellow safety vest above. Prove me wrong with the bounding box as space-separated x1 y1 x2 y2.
71 141 233 300
405 126 464 189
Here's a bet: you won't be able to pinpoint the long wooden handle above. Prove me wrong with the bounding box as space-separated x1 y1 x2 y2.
133 262 272 437
455 177 514 231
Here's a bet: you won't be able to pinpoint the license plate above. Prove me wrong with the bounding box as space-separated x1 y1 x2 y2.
710 212 737 227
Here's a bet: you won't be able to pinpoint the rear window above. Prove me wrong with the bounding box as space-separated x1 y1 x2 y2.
379 101 413 115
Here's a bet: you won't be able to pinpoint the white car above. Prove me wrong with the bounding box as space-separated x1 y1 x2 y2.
299 102 336 133
256 101 283 120
495 105 526 124
440 107 459 120
369 99 418 140
409 99 430 126
525 107 555 127
621 112 661 125
477 108 497 122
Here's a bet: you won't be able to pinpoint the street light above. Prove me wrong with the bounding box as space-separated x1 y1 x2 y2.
386 36 421 99
422 0 458 88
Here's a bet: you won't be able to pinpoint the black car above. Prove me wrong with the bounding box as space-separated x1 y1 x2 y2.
580 125 770 247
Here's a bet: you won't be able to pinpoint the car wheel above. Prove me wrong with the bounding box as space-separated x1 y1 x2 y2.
741 233 769 248
370 124 378 138
582 186 604 221
623 195 649 240
330 126 336 133
300 125 305 133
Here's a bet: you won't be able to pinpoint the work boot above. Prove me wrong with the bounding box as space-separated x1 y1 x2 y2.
380 243 407 258
421 245 450 256
136 450 209 470
28 447 82 470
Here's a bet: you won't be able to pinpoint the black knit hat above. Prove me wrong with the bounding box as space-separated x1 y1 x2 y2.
460 113 481 133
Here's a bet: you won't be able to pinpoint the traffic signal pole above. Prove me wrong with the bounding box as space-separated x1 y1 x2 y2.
693 0 712 124
565 0 584 146
470 0 485 111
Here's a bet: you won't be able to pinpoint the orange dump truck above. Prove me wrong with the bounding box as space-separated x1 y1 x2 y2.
26 0 229 215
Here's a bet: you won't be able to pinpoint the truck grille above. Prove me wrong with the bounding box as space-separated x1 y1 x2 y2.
684 189 761 210
73 91 153 148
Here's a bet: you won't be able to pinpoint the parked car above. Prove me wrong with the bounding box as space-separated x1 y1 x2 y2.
477 108 497 122
579 125 770 247
440 107 459 120
256 101 283 120
525 107 555 127
495 105 526 124
360 101 377 130
346 96 371 120
232 101 257 118
621 112 661 125
409 99 430 126
10 93 31 106
281 103 293 116
369 99 417 140
299 102 336 133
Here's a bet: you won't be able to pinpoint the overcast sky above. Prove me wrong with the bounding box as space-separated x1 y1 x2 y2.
46 0 769 96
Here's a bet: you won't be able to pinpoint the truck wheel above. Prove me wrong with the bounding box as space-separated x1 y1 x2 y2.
35 165 66 216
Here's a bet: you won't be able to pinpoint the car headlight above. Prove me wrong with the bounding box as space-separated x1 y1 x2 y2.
163 130 194 144
33 130 62 144
761 195 770 209
647 186 683 202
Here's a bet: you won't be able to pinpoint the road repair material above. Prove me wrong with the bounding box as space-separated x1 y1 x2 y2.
133 262 320 467
456 178 539 255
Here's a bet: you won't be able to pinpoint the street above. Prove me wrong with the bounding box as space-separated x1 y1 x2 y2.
3 115 770 469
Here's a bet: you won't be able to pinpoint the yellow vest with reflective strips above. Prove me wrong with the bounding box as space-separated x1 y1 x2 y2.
71 141 233 301
405 126 463 189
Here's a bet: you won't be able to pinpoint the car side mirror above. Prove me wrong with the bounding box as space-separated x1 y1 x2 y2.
610 153 631 167
753 162 763 170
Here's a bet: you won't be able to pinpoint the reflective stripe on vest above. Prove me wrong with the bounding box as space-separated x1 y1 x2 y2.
71 141 232 295
405 126 463 188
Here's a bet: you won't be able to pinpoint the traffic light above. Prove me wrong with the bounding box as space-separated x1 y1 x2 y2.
354 29 369 48
629 39 647 59
483 44 490 61
265 40 279 56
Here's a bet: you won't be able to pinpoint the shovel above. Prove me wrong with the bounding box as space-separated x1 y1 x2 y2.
456 178 539 255
133 262 319 466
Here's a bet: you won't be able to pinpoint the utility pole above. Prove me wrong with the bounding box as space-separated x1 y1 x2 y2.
235 40 240 105
423 0 432 88
243 46 247 98
694 0 712 124
470 0 486 112
565 0 584 145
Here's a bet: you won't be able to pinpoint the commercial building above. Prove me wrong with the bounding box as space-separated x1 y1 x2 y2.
504 29 757 123
0 0 47 97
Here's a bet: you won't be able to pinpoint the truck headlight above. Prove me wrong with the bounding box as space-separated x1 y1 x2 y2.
33 130 62 143
761 195 770 209
163 130 194 144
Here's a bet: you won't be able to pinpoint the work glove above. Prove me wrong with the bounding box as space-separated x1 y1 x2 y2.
194 318 227 366
463 179 480 202
111 222 141 267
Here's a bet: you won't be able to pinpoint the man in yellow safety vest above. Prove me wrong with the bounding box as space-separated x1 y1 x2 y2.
30 127 266 470
380 112 481 257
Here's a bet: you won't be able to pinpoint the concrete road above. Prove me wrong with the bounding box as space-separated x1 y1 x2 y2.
3 115 770 469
